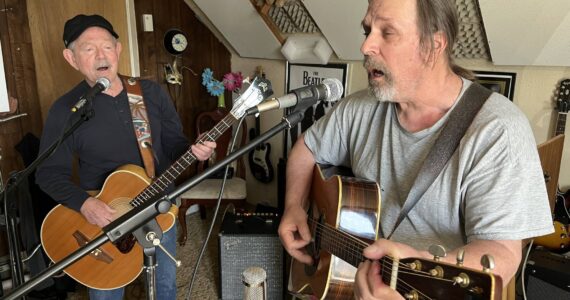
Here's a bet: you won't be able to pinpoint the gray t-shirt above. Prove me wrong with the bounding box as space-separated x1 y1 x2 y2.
304 78 553 251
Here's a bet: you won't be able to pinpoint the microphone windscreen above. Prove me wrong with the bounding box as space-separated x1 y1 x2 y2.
242 266 266 300
96 77 111 90
322 78 343 102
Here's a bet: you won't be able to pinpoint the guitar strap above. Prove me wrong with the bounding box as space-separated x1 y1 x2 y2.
120 75 156 179
386 82 493 239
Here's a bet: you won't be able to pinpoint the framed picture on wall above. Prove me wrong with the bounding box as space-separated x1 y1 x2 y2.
284 62 349 152
277 62 349 211
473 71 517 101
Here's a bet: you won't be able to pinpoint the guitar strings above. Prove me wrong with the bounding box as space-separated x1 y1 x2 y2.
129 114 235 208
310 218 441 299
308 217 456 299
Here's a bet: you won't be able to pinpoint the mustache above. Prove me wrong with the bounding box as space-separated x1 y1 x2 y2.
95 60 110 69
363 56 387 74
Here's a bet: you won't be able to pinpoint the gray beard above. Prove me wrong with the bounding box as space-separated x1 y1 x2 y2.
368 79 395 102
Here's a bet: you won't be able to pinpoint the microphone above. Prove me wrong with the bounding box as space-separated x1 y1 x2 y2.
246 78 343 115
242 266 266 300
71 77 111 112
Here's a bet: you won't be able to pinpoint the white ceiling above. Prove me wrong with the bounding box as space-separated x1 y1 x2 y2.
190 0 570 67
302 0 368 60
479 0 570 66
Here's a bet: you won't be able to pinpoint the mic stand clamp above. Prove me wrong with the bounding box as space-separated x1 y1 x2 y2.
107 195 181 300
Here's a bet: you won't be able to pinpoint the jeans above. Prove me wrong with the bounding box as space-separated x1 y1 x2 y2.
89 225 177 300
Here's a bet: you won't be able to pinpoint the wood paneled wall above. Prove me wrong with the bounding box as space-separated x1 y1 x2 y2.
134 0 231 142
0 0 42 184
27 0 133 121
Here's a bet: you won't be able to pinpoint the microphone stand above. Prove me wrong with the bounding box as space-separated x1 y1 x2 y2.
1 105 94 299
2 108 308 300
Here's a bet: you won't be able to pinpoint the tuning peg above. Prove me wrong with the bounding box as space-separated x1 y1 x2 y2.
480 254 495 273
403 290 419 300
456 249 465 266
428 244 447 261
452 272 470 288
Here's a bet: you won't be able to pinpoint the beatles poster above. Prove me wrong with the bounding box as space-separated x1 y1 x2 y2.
284 62 348 155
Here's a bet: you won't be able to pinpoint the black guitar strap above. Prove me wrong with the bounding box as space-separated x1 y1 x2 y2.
386 82 493 239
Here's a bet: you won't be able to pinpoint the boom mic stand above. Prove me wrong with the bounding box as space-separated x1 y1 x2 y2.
2 107 308 300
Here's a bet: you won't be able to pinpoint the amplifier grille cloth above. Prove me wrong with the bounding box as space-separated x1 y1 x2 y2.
219 235 283 300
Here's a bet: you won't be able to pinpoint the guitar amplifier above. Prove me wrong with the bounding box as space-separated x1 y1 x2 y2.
524 248 570 299
218 212 283 300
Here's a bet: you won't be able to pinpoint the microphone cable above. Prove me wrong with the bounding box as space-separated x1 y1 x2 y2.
184 114 247 300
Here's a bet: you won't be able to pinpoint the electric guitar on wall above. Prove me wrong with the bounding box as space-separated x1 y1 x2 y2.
40 77 273 290
249 115 274 183
289 165 502 299
534 78 570 251
248 66 274 183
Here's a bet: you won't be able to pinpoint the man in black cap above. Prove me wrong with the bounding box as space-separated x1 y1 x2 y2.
36 14 215 299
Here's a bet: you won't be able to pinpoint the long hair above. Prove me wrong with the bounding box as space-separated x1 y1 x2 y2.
416 0 474 80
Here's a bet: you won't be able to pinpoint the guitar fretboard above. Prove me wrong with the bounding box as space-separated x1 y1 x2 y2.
308 217 397 285
129 113 237 207
555 112 567 136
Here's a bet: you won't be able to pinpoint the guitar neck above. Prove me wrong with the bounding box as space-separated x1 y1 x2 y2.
309 218 395 278
555 112 567 136
130 113 238 206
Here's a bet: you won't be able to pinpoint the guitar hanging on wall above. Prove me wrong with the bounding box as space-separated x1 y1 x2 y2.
534 78 570 251
248 66 274 183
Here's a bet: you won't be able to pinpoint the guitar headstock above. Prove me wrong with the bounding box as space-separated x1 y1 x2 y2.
230 76 273 119
556 79 570 114
392 256 502 300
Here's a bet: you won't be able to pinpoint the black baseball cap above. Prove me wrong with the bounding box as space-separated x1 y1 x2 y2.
63 14 119 48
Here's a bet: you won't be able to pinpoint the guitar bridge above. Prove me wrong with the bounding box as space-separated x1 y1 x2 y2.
72 231 113 264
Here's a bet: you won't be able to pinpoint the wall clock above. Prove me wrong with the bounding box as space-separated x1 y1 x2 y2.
164 29 188 55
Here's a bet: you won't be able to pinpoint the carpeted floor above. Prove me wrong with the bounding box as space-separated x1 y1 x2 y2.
66 205 226 300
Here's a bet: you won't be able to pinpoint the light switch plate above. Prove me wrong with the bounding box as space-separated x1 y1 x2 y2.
142 14 153 32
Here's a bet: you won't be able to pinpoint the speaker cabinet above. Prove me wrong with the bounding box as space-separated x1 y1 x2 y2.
524 248 570 299
218 212 283 300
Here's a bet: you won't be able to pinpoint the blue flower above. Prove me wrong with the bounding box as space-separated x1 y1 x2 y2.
207 80 225 96
201 68 214 86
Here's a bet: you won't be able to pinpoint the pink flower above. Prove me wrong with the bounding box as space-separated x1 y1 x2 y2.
222 72 243 92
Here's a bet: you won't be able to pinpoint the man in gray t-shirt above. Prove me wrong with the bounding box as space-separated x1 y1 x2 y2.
278 0 553 298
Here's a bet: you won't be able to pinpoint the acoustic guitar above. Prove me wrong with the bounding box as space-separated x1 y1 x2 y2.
289 165 502 299
534 78 570 251
40 77 273 290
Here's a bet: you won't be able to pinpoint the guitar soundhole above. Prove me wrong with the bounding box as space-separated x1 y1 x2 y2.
113 234 137 254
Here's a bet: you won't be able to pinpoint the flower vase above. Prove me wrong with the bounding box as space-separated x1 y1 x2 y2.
217 94 226 108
